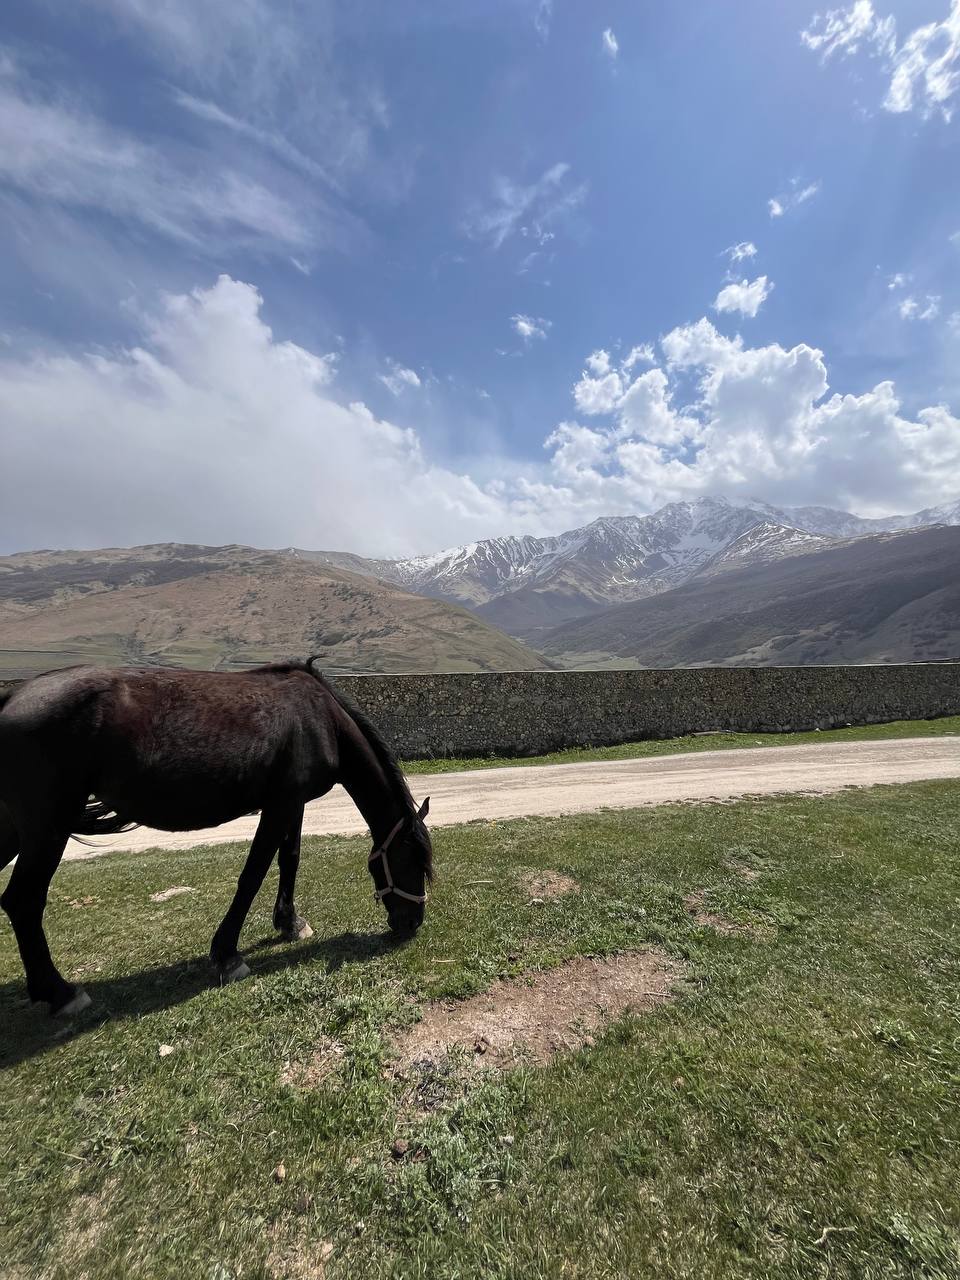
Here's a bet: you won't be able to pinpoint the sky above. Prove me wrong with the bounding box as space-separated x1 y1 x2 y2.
1 0 960 556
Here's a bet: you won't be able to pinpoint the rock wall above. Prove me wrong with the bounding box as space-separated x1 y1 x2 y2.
2 665 958 759
334 665 960 758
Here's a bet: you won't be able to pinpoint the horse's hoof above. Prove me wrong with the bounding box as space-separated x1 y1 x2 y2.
54 987 92 1018
286 919 314 942
221 960 251 984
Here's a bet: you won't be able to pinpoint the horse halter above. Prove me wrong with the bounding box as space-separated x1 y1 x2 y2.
369 815 428 905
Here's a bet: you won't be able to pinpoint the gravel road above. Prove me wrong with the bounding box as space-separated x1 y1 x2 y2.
64 736 960 860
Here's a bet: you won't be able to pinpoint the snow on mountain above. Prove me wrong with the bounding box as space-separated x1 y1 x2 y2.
308 494 960 637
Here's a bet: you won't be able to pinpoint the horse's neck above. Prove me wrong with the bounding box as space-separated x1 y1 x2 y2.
335 714 407 844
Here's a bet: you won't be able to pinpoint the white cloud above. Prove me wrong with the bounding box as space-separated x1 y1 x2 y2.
602 28 619 58
801 1 896 60
2 278 958 557
888 271 910 289
512 314 551 343
379 360 422 395
802 0 960 121
899 294 940 320
622 344 656 371
465 163 587 249
573 365 623 415
0 62 325 252
714 275 774 318
768 180 821 218
585 349 613 375
725 241 758 262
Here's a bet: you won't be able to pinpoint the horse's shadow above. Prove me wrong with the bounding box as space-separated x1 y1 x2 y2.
0 929 396 1072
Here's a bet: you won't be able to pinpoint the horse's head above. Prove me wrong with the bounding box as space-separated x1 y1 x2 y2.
368 797 432 937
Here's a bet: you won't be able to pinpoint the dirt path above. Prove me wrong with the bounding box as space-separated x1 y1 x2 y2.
63 736 960 860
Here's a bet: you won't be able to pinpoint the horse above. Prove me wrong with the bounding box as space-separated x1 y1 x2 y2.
0 658 432 1016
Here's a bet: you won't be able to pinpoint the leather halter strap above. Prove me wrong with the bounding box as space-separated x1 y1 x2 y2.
368 816 428 904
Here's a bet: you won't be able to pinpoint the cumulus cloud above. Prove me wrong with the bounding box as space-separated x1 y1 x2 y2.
379 360 422 395
714 275 773 318
622 344 656 371
549 317 960 520
512 314 551 343
465 162 587 249
768 180 821 217
802 0 960 121
602 28 619 58
2 277 958 557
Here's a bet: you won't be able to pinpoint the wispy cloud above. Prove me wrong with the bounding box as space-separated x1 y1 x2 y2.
379 360 422 395
899 294 940 320
172 90 340 189
602 28 619 59
768 179 821 217
512 313 551 343
465 162 587 250
714 275 774 318
802 0 960 121
724 241 758 262
0 65 320 251
534 0 553 42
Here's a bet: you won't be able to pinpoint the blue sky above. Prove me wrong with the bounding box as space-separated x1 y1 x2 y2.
1 0 959 555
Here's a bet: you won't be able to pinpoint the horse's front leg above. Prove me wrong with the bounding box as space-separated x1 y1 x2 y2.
210 807 290 983
273 808 313 942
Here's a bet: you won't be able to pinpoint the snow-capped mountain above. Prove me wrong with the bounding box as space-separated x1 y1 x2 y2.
311 495 960 639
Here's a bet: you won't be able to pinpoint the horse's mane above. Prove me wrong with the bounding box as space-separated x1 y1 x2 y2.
256 658 432 878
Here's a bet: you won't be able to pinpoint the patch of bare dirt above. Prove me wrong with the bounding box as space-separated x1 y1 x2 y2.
683 890 753 935
727 861 760 882
281 1037 346 1089
392 950 681 1072
521 869 579 900
266 1225 334 1280
149 886 194 903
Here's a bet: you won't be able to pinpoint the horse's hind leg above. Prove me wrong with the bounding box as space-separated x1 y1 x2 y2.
0 825 85 1016
273 808 313 942
210 807 290 984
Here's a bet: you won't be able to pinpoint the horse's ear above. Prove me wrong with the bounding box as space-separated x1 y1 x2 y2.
417 797 430 821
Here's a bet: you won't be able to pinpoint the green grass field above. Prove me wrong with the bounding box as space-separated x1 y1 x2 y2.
2 781 959 1278
401 713 960 773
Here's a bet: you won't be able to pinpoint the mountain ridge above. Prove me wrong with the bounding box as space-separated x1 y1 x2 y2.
310 495 960 638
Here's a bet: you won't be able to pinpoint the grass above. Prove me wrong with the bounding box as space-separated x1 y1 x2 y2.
401 713 960 773
1 782 959 1278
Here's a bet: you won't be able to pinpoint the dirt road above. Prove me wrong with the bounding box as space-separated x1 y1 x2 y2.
64 736 960 859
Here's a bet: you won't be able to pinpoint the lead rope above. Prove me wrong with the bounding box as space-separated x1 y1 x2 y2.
368 816 428 904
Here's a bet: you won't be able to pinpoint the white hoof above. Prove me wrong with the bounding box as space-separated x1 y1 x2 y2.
55 988 92 1018
222 960 251 984
295 920 314 941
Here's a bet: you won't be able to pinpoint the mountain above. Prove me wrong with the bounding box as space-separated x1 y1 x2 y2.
0 544 550 679
309 495 960 639
538 525 960 668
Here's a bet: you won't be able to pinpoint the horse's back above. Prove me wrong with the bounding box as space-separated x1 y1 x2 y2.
0 665 337 831
0 665 112 731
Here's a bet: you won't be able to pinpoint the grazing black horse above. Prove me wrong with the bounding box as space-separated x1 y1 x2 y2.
0 659 432 1016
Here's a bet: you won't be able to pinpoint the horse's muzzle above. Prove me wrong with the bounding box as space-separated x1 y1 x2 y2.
387 903 425 937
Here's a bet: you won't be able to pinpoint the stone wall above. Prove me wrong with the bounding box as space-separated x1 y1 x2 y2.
334 665 960 758
3 665 958 759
